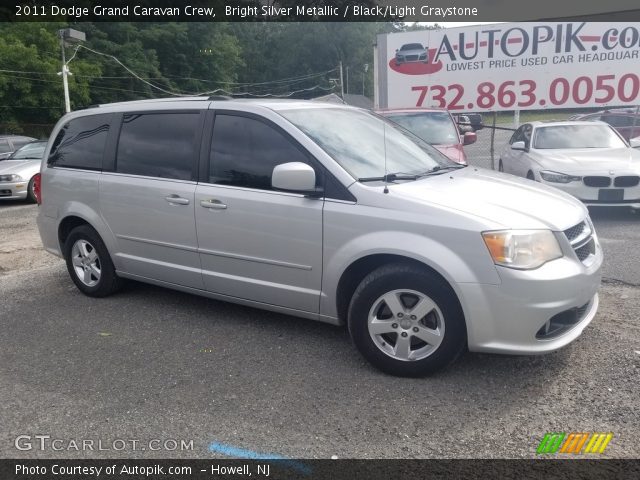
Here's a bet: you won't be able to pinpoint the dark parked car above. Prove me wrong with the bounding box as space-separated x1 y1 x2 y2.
395 43 428 65
454 113 484 132
0 135 37 160
577 110 640 141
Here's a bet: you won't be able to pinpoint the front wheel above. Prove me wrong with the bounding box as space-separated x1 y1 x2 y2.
348 263 466 377
64 225 122 297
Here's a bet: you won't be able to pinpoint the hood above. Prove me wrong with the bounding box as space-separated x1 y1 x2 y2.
0 159 41 177
433 143 467 165
533 147 640 173
386 167 586 230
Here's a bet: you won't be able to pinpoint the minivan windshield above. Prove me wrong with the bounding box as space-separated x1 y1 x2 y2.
280 107 454 180
533 124 627 149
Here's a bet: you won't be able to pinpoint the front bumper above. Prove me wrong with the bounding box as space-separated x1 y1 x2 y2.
458 250 602 355
538 177 640 208
0 181 28 200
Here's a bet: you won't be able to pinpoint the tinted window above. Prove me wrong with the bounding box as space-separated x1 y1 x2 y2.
48 115 110 169
602 115 634 127
116 113 199 181
210 114 316 190
509 127 524 144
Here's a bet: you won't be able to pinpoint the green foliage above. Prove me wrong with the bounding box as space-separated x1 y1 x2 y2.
0 21 391 135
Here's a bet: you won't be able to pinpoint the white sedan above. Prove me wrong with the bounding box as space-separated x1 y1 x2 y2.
499 121 640 209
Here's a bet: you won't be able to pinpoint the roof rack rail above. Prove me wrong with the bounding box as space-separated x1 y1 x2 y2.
208 95 232 101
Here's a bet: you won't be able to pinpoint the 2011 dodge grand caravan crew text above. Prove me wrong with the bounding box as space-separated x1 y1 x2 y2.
36 98 603 377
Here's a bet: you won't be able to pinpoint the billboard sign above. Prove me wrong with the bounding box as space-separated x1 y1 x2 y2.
379 22 640 111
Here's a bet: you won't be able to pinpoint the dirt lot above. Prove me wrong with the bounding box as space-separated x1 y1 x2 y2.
0 203 63 275
1 202 639 459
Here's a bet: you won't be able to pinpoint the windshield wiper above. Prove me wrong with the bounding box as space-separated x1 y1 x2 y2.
418 165 467 176
358 172 421 182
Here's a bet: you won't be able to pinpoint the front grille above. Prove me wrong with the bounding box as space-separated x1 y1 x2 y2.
583 176 611 187
614 176 640 187
563 222 586 243
575 239 595 261
563 220 595 265
405 55 419 61
536 301 591 339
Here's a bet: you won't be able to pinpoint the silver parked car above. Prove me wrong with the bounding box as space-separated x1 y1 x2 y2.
37 98 602 376
394 43 428 65
499 121 640 210
0 140 46 202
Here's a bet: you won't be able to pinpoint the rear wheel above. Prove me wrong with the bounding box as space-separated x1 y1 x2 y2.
498 160 504 172
348 263 466 377
64 225 122 297
26 177 37 203
526 171 535 180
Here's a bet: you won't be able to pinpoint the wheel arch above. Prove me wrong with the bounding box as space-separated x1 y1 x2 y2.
335 253 464 327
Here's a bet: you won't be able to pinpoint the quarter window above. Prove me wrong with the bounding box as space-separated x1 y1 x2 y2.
48 115 110 169
116 113 199 181
209 114 318 190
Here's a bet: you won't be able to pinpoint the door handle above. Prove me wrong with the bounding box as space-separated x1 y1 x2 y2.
200 199 227 210
165 194 190 205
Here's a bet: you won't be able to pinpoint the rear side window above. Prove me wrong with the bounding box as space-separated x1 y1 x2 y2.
210 114 317 190
116 113 199 181
48 115 110 170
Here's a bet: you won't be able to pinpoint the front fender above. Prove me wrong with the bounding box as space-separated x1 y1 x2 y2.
320 230 500 319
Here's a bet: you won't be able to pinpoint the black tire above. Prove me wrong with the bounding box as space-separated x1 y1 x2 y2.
526 171 535 180
347 263 466 377
498 160 504 172
26 176 37 203
64 225 122 297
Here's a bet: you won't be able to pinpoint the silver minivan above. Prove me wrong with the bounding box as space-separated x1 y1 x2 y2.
36 98 602 376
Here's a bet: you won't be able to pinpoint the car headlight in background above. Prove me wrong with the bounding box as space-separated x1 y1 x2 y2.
482 230 563 270
539 170 582 183
0 174 23 182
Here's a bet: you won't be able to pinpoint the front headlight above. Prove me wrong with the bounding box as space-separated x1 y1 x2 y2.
482 230 563 270
0 174 23 182
539 170 582 183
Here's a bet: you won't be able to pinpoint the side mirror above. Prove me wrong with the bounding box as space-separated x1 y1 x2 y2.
511 141 526 151
462 132 477 146
630 137 640 149
272 162 320 195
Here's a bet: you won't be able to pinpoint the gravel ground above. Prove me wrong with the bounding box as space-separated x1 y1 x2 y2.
0 203 638 459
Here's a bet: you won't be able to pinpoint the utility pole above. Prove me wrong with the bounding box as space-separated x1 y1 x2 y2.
57 28 86 114
362 64 369 96
346 66 349 95
59 31 71 113
339 61 344 99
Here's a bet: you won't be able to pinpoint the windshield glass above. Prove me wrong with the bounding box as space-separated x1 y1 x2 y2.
9 142 46 160
280 107 454 180
382 112 460 145
401 43 423 50
533 125 627 149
